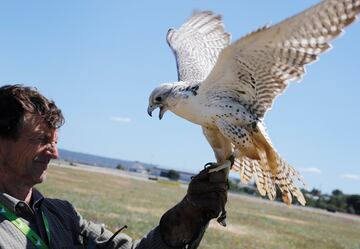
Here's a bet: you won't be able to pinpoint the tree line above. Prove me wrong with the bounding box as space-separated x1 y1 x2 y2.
302 188 360 214
229 180 360 215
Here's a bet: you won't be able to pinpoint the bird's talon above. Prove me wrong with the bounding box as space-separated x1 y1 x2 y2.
203 162 216 170
208 160 231 173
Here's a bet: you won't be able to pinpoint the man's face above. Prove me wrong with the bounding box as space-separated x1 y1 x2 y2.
0 113 58 187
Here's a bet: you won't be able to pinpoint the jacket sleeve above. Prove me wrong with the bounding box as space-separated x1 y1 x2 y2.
74 204 177 249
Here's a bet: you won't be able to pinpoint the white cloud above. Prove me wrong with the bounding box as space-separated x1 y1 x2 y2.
110 116 132 123
299 167 322 174
341 174 360 181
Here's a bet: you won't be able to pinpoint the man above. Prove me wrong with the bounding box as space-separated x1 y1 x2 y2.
0 84 229 248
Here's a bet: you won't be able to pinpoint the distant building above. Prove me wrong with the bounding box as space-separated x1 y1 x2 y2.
128 162 147 174
148 167 161 176
149 167 195 182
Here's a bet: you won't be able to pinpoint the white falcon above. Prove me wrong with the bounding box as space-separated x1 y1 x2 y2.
148 0 360 205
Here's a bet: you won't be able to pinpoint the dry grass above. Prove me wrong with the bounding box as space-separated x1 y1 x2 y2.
38 164 360 249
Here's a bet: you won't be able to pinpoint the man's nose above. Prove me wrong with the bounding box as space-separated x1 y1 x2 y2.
46 142 59 159
51 145 59 159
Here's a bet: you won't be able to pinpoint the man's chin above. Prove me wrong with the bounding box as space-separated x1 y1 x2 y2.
33 170 47 185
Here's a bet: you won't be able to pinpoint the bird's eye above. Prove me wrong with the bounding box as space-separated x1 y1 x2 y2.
155 96 162 102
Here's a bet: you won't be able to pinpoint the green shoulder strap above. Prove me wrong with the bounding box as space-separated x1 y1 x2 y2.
0 202 50 249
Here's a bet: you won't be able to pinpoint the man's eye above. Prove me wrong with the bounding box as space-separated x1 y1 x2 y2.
38 138 48 144
29 136 55 145
36 137 51 144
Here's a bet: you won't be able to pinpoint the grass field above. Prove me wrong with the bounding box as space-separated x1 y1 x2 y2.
38 164 360 249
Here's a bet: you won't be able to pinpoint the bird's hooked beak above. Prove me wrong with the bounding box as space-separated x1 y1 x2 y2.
147 105 167 120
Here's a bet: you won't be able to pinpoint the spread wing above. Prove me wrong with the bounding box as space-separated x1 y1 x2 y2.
167 11 231 83
200 0 360 119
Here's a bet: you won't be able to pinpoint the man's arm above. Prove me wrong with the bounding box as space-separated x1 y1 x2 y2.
76 214 170 249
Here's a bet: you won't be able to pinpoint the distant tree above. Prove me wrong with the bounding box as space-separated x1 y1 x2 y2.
167 170 180 181
314 198 328 209
310 188 322 197
346 195 360 215
116 164 125 170
243 187 256 195
332 189 343 196
328 195 347 212
228 179 239 192
346 206 356 214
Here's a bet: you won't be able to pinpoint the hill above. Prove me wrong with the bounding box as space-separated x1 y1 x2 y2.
58 148 195 182
58 148 157 170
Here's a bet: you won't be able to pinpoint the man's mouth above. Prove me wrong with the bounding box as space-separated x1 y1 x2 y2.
33 157 50 165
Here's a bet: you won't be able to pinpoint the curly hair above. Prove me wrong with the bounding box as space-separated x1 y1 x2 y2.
0 84 64 140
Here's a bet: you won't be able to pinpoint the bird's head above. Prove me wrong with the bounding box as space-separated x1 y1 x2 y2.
147 83 174 120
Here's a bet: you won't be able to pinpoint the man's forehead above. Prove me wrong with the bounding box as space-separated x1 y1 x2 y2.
21 113 57 136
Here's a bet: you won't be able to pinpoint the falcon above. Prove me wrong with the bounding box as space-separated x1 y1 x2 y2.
147 0 360 206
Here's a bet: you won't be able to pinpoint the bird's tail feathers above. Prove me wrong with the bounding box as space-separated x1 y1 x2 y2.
231 122 305 205
275 156 306 206
233 151 306 206
233 156 276 200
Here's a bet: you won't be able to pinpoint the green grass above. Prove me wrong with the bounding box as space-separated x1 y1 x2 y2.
38 164 360 249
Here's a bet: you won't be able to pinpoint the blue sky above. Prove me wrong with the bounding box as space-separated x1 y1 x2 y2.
1 1 359 194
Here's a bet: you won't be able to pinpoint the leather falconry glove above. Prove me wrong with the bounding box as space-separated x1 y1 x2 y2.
159 161 229 248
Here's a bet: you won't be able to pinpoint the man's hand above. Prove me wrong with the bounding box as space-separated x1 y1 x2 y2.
159 162 229 248
187 163 228 221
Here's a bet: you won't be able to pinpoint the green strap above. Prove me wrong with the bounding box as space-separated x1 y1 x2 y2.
0 202 50 249
41 210 51 245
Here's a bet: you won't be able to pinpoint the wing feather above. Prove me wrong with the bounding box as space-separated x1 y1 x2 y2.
200 0 360 118
167 11 231 83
